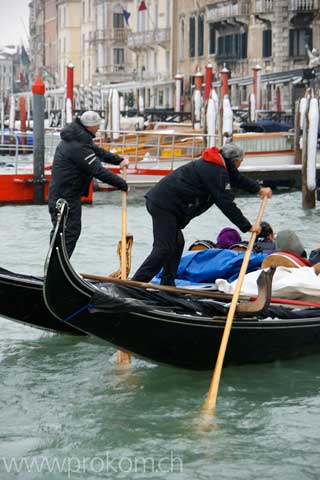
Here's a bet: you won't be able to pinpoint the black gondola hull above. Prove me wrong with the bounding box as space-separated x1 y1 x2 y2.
43 199 320 370
0 268 85 335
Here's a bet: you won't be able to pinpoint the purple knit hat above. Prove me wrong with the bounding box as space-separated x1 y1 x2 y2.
216 227 242 249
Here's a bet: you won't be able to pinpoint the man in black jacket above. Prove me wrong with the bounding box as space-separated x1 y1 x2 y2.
132 143 272 286
48 110 128 257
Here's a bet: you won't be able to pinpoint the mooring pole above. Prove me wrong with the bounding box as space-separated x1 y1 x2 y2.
304 96 318 209
66 62 74 123
204 63 213 102
253 64 262 110
32 75 46 205
294 99 301 166
220 65 229 145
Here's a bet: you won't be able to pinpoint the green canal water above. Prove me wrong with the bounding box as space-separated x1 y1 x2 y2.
0 190 320 479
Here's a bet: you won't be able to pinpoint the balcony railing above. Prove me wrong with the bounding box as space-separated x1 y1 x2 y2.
142 70 171 81
207 1 249 22
155 28 171 46
254 0 274 13
96 64 133 75
215 53 242 63
290 0 318 10
92 28 127 43
113 28 128 42
128 30 155 49
128 28 171 50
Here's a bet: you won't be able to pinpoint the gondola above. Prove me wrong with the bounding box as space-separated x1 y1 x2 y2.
0 267 85 335
43 199 320 370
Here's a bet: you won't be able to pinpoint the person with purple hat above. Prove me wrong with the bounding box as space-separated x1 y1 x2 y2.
132 142 272 286
216 227 242 249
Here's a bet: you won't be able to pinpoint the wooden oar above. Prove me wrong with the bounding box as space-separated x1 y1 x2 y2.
117 166 131 366
80 272 320 309
202 196 268 413
82 273 248 300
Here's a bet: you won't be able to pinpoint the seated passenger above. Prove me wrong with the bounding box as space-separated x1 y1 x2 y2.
216 227 242 249
254 221 276 253
309 243 320 265
188 227 242 251
188 239 217 251
275 229 307 258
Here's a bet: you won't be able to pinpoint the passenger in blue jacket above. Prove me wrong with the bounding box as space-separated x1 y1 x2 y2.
132 143 272 286
48 111 128 257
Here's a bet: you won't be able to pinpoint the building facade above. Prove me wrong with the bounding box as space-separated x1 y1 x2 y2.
56 0 81 85
127 0 174 108
44 0 58 85
29 0 45 79
93 0 133 84
27 0 320 112
175 0 320 111
80 0 96 85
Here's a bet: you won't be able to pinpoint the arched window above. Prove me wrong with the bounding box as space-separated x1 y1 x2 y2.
189 16 195 58
166 0 170 28
155 1 159 30
113 3 124 28
209 24 216 55
179 18 185 60
198 14 204 57
263 29 272 57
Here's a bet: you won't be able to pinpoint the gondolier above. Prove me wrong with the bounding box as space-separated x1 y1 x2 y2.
48 110 128 257
132 143 272 286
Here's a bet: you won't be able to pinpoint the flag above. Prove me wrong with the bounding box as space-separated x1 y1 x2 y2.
138 1 147 11
20 45 30 67
122 7 131 26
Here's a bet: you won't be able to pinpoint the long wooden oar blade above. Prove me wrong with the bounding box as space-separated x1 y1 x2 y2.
202 196 268 413
117 166 131 366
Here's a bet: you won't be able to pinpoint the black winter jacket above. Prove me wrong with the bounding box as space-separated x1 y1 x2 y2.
48 118 127 202
146 152 260 232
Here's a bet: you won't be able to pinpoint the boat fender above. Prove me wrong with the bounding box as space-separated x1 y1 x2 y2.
307 97 319 190
299 97 308 130
223 95 233 137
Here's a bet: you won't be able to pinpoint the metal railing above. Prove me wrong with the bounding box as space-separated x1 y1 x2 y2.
95 128 206 171
0 129 60 174
0 128 299 178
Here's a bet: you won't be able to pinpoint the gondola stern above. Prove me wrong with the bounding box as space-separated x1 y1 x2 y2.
43 198 94 324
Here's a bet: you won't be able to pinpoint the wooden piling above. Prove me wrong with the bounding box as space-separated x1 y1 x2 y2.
32 76 46 205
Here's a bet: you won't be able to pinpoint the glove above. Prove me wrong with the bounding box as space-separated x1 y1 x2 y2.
121 182 129 192
120 158 129 168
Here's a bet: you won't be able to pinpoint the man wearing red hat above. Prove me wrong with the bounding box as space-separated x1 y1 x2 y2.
132 143 272 286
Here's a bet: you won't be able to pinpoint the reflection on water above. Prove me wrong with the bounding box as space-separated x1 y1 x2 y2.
0 190 320 479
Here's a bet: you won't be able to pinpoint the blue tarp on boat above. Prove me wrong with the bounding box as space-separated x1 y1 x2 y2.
153 249 267 287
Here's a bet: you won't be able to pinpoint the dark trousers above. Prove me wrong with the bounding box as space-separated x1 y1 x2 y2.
132 200 185 285
49 198 82 258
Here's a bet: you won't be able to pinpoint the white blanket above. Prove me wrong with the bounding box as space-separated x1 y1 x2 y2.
216 266 320 302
